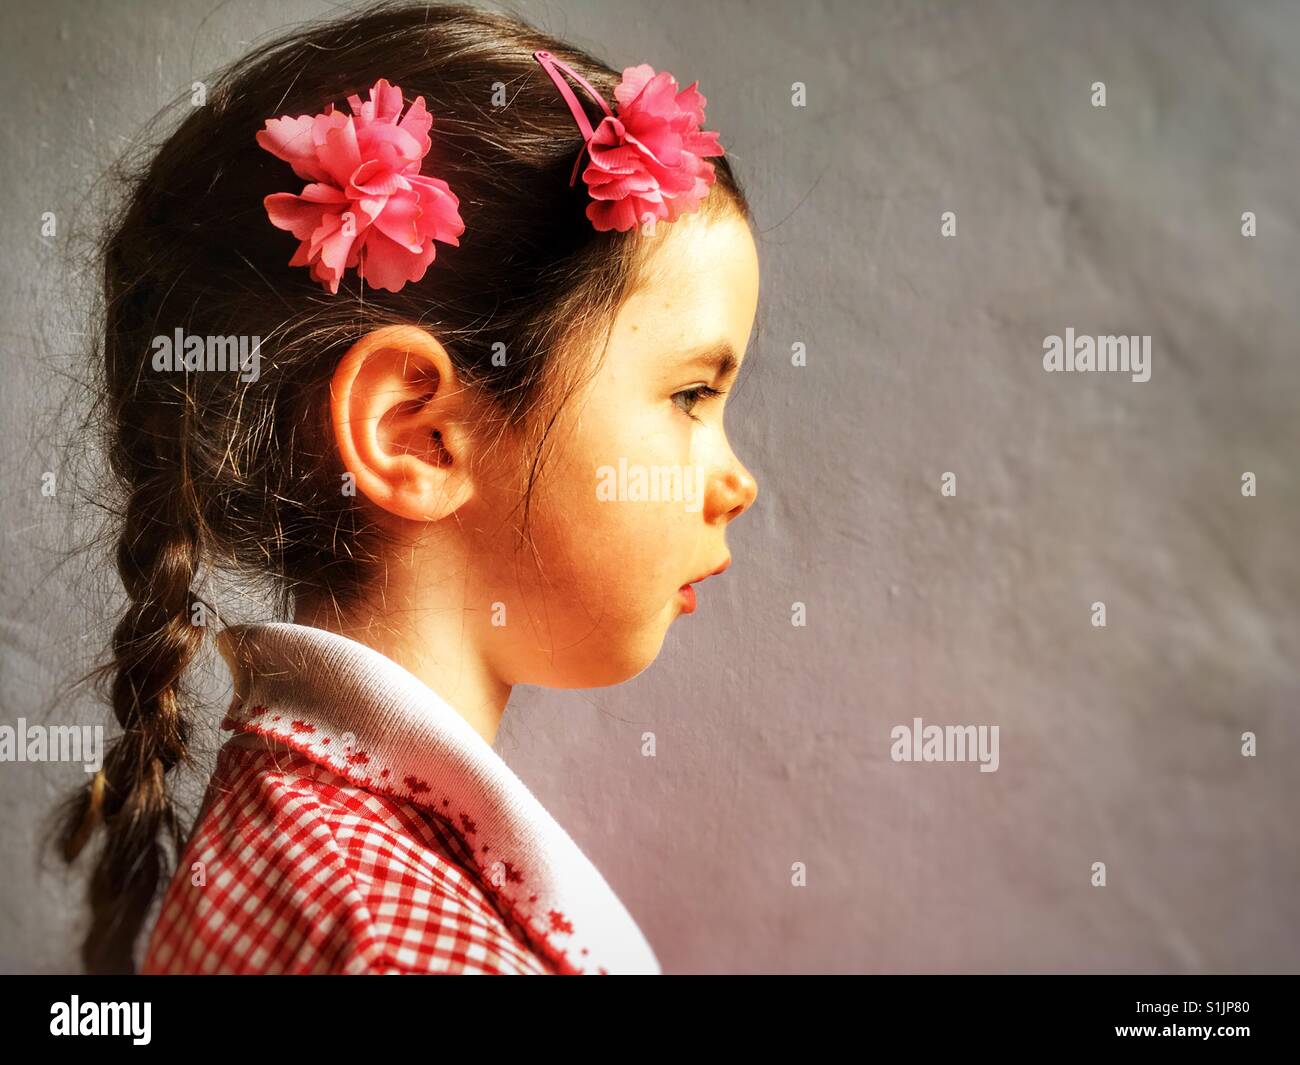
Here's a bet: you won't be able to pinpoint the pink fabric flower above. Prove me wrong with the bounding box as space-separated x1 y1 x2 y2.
256 78 465 294
581 65 726 233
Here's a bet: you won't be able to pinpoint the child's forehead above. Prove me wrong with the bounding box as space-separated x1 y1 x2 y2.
611 213 759 349
634 210 757 292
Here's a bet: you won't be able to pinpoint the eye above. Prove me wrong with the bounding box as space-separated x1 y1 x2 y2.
672 384 725 420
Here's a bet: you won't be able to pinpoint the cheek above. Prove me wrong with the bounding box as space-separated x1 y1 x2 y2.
523 408 694 612
478 382 708 686
587 499 687 603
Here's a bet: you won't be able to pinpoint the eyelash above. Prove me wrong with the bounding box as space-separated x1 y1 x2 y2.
672 384 726 421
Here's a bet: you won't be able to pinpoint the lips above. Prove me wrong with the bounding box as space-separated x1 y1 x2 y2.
678 557 730 615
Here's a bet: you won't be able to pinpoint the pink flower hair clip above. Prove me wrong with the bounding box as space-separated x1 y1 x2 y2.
256 78 465 294
533 51 726 233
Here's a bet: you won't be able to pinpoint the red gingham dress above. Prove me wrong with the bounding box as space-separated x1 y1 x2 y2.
142 742 552 974
139 622 661 975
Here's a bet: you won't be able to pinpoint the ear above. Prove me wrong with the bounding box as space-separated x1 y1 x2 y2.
330 324 477 523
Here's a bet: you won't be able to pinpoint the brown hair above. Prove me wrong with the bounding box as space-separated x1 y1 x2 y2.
51 0 750 973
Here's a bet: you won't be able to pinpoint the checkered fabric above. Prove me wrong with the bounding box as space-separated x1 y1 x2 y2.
138 622 662 976
142 743 553 974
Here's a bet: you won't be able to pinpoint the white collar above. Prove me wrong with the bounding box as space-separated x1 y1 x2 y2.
215 621 661 975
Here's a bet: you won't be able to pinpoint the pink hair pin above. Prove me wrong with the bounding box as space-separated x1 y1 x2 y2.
256 78 465 294
533 51 727 233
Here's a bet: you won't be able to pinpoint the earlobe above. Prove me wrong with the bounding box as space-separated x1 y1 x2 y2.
329 324 476 522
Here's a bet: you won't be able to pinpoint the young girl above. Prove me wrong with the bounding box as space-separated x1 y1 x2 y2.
54 2 759 974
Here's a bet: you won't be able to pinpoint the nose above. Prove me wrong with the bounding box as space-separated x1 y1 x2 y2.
708 459 758 525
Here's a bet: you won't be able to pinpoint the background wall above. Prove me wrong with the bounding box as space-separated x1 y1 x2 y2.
1 0 1296 974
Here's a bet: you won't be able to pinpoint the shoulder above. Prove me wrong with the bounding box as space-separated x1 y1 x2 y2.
141 743 550 975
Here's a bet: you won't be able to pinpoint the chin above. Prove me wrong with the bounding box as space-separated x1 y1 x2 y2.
530 622 671 689
587 634 670 687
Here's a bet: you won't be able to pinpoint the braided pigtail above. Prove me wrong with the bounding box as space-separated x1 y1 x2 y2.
60 466 205 973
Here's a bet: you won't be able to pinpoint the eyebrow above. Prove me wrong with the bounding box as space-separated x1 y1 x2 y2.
677 341 740 382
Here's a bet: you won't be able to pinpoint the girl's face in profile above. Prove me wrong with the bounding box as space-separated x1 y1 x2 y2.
474 209 760 689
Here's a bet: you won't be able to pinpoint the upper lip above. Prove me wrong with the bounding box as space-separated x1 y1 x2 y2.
684 557 731 586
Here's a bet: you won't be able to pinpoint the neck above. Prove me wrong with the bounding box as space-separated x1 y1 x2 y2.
293 572 511 747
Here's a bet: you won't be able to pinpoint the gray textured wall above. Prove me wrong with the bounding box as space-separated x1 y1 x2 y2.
1 0 1297 974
